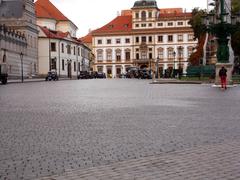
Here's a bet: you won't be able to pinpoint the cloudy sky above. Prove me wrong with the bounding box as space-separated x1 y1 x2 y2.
49 0 208 37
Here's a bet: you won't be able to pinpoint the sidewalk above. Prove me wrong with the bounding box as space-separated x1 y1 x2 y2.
7 77 71 84
150 78 202 84
37 140 240 180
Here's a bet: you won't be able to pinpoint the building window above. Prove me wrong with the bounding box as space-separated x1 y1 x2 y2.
149 48 152 52
148 36 152 43
168 22 173 26
136 53 139 59
136 37 139 43
107 39 111 44
141 11 146 20
97 39 102 44
141 36 146 43
158 22 163 26
148 11 152 18
97 49 103 61
73 46 76 55
78 62 80 71
106 49 112 61
74 61 76 71
135 12 139 19
51 58 56 70
97 66 103 72
188 34 194 41
178 21 184 26
168 35 173 42
141 24 146 27
78 47 80 56
62 59 65 70
148 23 152 27
158 35 163 42
125 50 131 61
135 24 139 28
178 35 183 42
116 49 121 61
51 42 56 52
125 38 130 43
149 53 152 59
158 48 164 59
116 39 121 44
67 45 71 54
61 43 64 53
34 63 37 73
167 48 175 59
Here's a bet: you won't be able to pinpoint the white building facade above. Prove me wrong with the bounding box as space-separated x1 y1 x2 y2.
35 0 91 78
92 0 197 78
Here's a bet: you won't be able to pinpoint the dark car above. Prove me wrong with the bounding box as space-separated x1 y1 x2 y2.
126 67 139 78
78 71 91 79
139 69 152 79
96 72 106 79
45 71 58 81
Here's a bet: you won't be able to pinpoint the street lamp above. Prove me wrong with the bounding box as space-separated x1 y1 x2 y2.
173 51 176 78
155 56 160 79
20 52 23 83
178 46 183 79
202 0 240 84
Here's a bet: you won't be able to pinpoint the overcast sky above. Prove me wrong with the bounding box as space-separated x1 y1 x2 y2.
49 0 208 37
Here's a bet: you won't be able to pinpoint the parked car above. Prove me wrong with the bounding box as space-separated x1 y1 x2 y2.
45 70 58 81
78 71 91 79
96 72 106 79
126 67 140 78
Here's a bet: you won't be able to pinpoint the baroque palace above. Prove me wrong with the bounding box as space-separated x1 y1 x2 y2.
90 0 198 78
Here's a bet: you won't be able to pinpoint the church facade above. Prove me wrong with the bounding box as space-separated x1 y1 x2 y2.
0 0 38 78
92 0 197 78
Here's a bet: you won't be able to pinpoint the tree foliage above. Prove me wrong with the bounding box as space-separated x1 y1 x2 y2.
232 0 240 14
188 8 207 65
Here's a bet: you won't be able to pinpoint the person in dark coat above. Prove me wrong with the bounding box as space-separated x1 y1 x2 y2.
219 66 227 89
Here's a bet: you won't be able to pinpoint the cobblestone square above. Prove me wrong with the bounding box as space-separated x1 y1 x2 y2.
0 80 240 180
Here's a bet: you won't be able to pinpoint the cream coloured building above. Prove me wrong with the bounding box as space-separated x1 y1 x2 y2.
91 0 197 78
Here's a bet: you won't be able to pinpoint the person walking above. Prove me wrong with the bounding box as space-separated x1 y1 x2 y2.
219 66 227 89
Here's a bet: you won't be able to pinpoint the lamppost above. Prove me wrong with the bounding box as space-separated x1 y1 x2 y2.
20 52 23 83
155 56 160 79
202 0 240 84
178 46 183 79
173 51 176 78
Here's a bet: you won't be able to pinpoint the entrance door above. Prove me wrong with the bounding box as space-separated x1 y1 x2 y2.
67 63 72 78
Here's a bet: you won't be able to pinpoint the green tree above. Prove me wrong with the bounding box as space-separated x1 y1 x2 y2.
232 0 240 56
232 0 240 14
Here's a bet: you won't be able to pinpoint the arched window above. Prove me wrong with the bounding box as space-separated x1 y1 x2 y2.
167 47 175 60
115 49 121 62
141 11 146 20
97 49 103 61
125 48 131 61
157 48 164 60
106 49 112 61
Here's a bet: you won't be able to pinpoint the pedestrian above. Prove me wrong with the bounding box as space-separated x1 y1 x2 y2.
219 66 227 89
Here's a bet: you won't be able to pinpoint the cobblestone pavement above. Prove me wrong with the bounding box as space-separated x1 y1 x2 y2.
39 140 240 180
0 79 240 180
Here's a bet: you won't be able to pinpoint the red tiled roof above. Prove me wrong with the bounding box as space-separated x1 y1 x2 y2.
80 33 92 44
35 0 69 21
92 15 132 34
40 26 69 38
